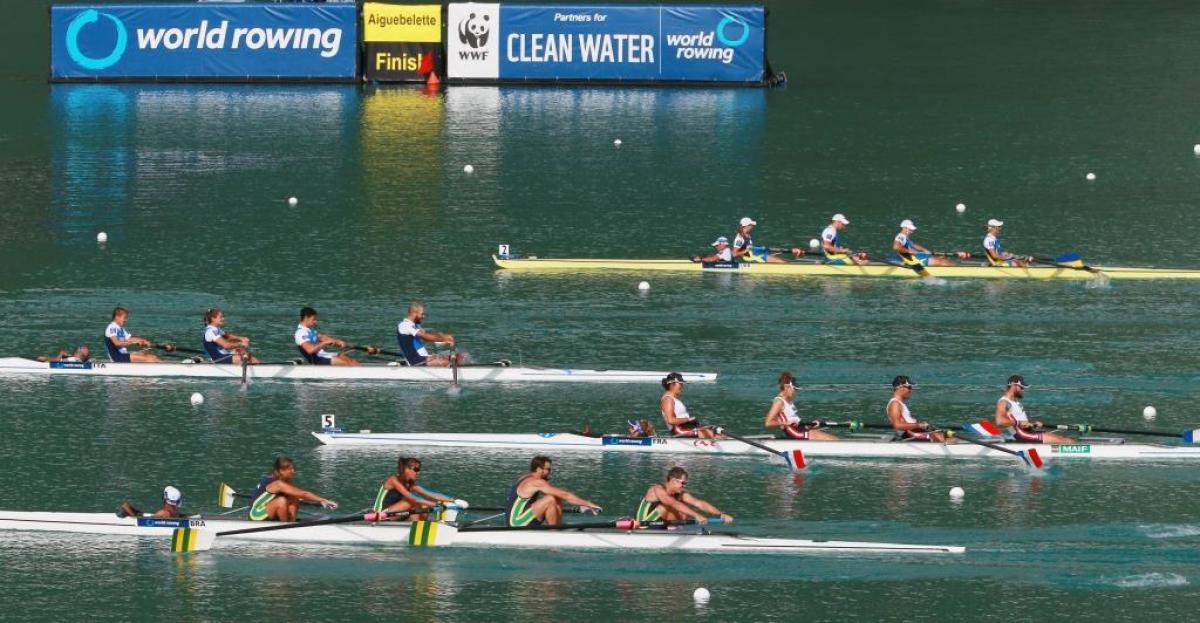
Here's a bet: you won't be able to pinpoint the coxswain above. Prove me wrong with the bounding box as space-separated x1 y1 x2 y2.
983 219 1031 267
891 219 964 267
104 306 161 363
635 467 733 526
397 302 467 367
821 214 868 265
203 308 259 364
692 236 734 263
506 456 602 527
294 307 358 366
373 456 467 521
661 372 718 439
732 217 803 264
764 371 839 440
248 456 338 522
118 485 184 519
994 375 1074 444
36 345 90 363
886 375 951 442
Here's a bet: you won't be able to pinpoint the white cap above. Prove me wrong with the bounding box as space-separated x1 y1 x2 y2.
987 218 1004 228
739 217 756 227
831 214 850 224
899 219 917 230
712 236 729 247
163 486 183 506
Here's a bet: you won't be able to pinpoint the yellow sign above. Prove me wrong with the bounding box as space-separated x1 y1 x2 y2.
363 3 442 43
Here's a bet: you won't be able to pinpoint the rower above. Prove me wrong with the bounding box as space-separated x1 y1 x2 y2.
821 214 868 265
396 302 467 367
692 236 733 263
661 372 717 439
890 219 963 267
36 345 90 363
994 375 1074 444
118 485 184 519
732 217 803 264
248 456 338 522
105 306 161 363
373 456 467 521
203 308 259 365
294 307 358 366
886 376 950 442
635 467 733 526
764 371 839 440
506 456 602 527
983 219 1031 267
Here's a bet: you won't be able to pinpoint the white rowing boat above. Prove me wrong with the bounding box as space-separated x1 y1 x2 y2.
0 511 964 554
0 357 716 384
310 431 1200 461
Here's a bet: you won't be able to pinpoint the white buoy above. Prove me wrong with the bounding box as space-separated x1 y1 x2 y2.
287 197 298 207
955 203 966 213
613 138 622 147
1193 144 1200 156
949 486 965 500
1143 405 1158 420
463 164 474 174
637 281 650 291
693 587 711 603
96 232 108 243
189 392 204 407
1086 172 1096 181
808 238 820 250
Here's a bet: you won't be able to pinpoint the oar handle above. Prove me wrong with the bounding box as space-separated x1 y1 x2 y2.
350 345 406 359
154 343 206 356
1042 423 1186 440
713 427 780 456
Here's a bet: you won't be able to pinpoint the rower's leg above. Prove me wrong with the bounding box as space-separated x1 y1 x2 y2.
528 496 562 525
809 429 841 441
263 495 290 521
1043 432 1075 444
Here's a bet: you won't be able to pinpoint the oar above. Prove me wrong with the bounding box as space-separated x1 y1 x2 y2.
350 344 406 359
883 255 931 277
1042 423 1200 444
217 481 321 509
154 343 206 356
451 346 460 389
712 426 807 472
1028 252 1103 274
172 509 416 553
240 350 250 386
458 517 724 532
955 421 1044 469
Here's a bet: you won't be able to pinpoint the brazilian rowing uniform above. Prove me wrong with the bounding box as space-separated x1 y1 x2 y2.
294 324 334 365
773 396 813 440
248 475 278 521
999 397 1043 442
662 395 700 437
506 474 543 527
396 318 429 366
983 233 1015 267
888 398 931 441
822 225 850 265
889 232 930 266
104 321 131 363
732 232 769 263
203 324 233 363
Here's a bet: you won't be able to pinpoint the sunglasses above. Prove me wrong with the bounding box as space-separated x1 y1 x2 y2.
674 479 688 486
407 465 421 472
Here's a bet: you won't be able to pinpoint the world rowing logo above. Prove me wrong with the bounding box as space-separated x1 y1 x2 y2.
65 9 128 70
715 16 750 48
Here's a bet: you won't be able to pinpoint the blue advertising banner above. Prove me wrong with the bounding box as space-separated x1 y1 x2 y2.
448 4 764 83
51 4 357 81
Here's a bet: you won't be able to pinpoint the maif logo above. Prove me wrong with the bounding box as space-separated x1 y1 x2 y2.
66 9 128 70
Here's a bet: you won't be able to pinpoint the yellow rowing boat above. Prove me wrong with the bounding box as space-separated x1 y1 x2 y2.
492 256 1200 280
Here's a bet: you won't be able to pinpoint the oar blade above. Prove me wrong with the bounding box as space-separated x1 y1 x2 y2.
782 448 808 472
407 521 458 547
217 482 237 509
1020 448 1045 470
966 420 1002 437
1184 430 1200 444
1054 252 1081 263
171 527 215 553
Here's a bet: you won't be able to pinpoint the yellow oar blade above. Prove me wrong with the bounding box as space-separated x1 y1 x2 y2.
171 527 215 553
217 482 237 509
407 521 458 547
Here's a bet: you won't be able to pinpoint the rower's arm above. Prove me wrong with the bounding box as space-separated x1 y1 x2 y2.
763 400 784 429
657 492 708 521
994 400 1017 428
412 485 453 505
214 335 245 349
822 239 842 254
891 239 908 254
417 329 455 347
316 332 347 348
270 480 336 507
886 401 925 431
913 242 931 253
680 493 725 517
111 334 150 348
661 396 690 426
536 481 599 510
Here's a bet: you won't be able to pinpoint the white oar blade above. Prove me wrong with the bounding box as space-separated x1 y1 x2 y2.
171 527 216 553
217 482 237 509
407 521 458 547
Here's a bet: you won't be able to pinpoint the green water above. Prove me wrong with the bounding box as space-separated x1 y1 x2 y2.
5 1 1200 620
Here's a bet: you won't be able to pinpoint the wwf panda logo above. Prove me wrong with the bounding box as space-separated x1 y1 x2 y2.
458 12 490 49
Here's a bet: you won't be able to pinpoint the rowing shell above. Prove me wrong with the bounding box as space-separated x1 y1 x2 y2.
311 431 1200 461
493 255 1200 280
0 358 716 384
0 512 963 554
